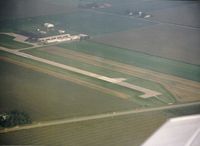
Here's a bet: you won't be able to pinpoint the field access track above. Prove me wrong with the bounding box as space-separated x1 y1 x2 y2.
0 101 199 134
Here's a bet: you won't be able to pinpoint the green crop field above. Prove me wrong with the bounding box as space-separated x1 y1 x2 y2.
58 41 200 82
0 59 142 122
0 34 32 49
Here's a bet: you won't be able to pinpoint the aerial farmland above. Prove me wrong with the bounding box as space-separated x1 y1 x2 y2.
0 0 200 145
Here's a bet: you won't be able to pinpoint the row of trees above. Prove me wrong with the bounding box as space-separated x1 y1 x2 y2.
0 110 32 128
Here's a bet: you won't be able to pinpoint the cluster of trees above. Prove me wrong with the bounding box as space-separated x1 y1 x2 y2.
0 110 32 128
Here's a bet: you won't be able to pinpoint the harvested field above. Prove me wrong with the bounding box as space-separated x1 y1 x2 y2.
93 23 200 65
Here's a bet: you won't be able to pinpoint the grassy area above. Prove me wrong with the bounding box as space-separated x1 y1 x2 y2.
0 34 32 49
22 47 176 104
58 41 200 82
0 58 141 122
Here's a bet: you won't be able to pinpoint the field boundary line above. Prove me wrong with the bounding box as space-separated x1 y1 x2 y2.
0 101 199 134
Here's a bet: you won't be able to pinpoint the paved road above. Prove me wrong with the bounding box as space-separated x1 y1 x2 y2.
0 47 161 98
0 101 199 134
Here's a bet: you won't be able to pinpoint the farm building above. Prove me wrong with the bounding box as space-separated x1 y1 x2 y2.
44 23 54 28
38 34 71 43
38 34 89 43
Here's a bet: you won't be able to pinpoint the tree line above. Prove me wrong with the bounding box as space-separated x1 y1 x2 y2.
0 110 32 128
